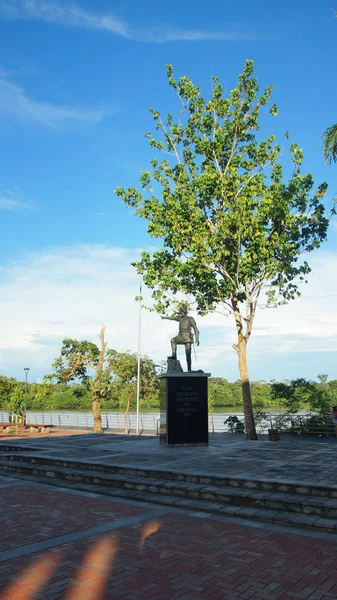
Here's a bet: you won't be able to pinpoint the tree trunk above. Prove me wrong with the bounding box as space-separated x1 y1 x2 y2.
90 324 106 434
236 336 257 440
124 392 133 435
92 391 103 433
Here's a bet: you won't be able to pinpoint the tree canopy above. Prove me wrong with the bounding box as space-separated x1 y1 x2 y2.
49 327 160 434
115 60 331 439
50 325 109 433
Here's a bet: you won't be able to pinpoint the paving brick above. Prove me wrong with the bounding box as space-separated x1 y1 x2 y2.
4 437 337 599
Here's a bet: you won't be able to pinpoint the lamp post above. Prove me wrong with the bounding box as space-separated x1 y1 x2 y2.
131 263 142 435
23 368 30 428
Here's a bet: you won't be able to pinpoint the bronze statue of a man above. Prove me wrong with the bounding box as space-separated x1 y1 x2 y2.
161 305 199 372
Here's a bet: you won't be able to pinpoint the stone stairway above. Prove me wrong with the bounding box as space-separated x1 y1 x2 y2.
1 450 337 534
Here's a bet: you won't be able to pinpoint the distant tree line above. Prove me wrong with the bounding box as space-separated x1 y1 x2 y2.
1 372 336 415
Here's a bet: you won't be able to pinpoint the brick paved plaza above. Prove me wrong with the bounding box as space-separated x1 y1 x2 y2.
1 434 337 600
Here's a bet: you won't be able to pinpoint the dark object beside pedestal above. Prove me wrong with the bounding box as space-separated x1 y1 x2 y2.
268 428 280 441
159 373 210 446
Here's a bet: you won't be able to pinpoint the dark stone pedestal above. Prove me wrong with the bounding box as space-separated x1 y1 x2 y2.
159 373 210 447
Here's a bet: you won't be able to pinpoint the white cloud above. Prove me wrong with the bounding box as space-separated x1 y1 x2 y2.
0 0 129 35
0 197 33 211
201 251 337 363
250 252 337 355
0 187 38 211
0 243 336 382
0 0 275 43
0 245 172 380
150 29 275 43
0 78 114 127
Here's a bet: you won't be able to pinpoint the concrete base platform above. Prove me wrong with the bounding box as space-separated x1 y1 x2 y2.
1 431 336 489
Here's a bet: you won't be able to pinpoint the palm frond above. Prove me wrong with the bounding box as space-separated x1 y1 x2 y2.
323 123 337 164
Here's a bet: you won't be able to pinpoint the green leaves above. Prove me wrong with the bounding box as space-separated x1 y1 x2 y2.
10 385 25 416
52 338 100 386
290 143 304 165
0 376 17 407
115 60 329 328
140 171 151 188
323 123 337 164
106 350 159 405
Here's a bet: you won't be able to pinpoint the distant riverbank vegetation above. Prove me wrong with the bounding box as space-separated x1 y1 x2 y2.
1 373 336 415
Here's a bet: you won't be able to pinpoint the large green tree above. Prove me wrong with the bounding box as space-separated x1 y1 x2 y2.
50 325 109 433
115 61 330 440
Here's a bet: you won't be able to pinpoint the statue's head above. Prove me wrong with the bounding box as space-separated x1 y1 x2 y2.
179 304 188 315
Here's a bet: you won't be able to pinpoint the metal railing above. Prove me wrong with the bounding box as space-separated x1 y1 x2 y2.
0 410 336 437
0 410 160 433
259 412 337 437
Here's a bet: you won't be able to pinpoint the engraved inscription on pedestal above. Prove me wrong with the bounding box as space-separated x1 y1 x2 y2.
160 374 209 446
176 384 200 417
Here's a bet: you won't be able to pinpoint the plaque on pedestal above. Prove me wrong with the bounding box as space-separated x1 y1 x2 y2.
159 373 210 447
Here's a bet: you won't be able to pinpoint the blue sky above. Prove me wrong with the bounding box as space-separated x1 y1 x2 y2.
0 0 337 384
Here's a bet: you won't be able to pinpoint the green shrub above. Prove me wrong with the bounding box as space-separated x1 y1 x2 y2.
224 415 245 434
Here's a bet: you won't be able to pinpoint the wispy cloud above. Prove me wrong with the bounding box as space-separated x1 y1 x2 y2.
0 187 37 211
144 29 276 43
0 0 129 36
0 0 275 43
0 77 115 127
0 197 34 211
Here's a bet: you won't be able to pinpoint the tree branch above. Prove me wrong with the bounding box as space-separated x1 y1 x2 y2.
159 117 181 164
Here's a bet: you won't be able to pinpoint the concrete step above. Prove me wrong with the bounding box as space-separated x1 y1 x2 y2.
1 457 337 534
2 462 337 535
1 450 337 500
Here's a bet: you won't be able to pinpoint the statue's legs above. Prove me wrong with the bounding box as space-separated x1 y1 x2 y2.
168 336 192 370
185 343 192 372
168 338 178 360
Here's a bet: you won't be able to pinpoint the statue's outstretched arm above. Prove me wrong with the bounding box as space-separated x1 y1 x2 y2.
161 315 179 322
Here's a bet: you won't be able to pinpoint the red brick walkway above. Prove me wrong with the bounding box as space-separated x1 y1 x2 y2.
0 429 89 440
1 478 337 600
0 486 146 551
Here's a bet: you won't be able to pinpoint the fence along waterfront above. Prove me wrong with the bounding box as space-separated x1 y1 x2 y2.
0 410 236 433
0 411 335 436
